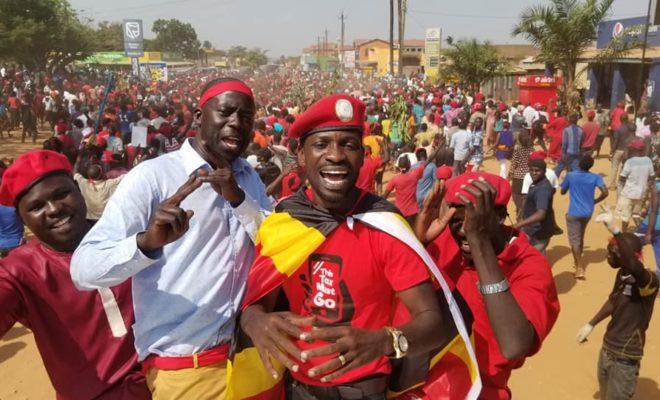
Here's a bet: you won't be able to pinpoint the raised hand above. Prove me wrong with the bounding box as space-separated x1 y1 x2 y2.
137 176 202 253
197 158 244 204
415 180 456 244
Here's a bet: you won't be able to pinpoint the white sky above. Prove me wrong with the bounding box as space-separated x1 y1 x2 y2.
70 0 651 57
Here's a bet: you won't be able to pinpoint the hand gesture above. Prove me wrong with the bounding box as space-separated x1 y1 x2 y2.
137 176 202 253
576 323 594 344
241 308 314 379
299 326 389 382
197 158 244 204
415 180 456 244
455 177 499 238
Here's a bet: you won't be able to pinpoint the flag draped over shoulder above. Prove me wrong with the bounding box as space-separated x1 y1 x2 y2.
226 190 481 400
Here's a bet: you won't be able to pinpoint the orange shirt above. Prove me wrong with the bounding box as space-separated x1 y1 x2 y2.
253 130 269 148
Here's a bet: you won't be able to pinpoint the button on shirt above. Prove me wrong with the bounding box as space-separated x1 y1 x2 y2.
71 139 272 360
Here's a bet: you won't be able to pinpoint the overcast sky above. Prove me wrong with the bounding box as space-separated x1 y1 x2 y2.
70 0 651 57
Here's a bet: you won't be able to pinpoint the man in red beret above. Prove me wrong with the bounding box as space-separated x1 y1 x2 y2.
0 150 149 399
416 172 560 399
239 94 473 399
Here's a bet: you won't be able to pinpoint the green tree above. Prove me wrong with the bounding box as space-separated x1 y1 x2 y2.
0 0 95 69
512 0 635 109
202 40 213 50
93 21 123 51
151 18 201 59
243 48 268 68
227 45 248 66
441 38 507 91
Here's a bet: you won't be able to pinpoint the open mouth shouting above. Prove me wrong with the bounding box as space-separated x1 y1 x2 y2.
319 168 350 190
220 136 243 151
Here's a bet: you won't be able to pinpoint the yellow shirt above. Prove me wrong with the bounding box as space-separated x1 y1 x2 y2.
363 135 382 158
382 119 392 137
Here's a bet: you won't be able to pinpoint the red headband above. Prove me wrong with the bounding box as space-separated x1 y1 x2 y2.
198 80 254 109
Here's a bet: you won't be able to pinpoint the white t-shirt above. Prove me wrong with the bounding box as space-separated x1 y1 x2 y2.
522 169 559 194
620 156 654 200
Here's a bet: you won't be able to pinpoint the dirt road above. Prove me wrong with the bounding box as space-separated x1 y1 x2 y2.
0 131 658 399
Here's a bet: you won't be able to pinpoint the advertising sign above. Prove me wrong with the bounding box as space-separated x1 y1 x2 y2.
425 28 441 76
123 19 144 57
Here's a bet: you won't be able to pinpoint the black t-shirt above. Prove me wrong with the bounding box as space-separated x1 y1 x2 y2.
522 177 555 240
603 268 658 359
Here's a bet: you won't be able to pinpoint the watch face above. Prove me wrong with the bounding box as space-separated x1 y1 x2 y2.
398 334 409 353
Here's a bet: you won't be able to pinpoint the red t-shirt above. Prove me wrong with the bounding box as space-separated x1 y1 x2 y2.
385 166 424 216
581 121 600 148
427 228 560 400
283 221 430 386
610 108 626 131
0 241 149 400
355 156 383 193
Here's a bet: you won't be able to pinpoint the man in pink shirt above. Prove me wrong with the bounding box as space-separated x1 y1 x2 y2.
383 155 424 225
581 110 600 154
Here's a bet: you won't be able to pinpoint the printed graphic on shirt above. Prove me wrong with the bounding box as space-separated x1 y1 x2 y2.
299 253 354 325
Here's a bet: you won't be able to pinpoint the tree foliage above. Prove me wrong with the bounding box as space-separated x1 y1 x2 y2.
93 21 123 52
511 0 633 109
441 39 507 91
151 18 201 59
227 46 268 68
0 0 95 69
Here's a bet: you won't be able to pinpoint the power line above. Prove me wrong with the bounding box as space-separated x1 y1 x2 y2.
409 8 645 20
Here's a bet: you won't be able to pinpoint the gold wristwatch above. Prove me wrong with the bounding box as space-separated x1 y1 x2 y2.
385 327 409 359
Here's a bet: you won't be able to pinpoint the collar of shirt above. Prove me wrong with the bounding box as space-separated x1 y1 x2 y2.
180 138 253 177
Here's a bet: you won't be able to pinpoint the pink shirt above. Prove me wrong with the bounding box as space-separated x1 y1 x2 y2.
386 166 424 216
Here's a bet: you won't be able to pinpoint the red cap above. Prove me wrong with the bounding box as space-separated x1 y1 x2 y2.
450 101 458 108
529 150 547 160
288 94 366 140
473 102 482 111
436 165 453 180
586 110 596 119
443 172 511 206
0 150 72 206
628 139 646 150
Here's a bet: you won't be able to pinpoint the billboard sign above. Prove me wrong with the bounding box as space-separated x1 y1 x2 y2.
123 19 144 57
425 28 441 76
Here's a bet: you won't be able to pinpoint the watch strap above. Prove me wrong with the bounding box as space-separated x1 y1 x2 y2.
477 278 510 295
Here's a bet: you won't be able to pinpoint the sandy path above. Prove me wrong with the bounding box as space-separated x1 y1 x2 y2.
0 130 658 399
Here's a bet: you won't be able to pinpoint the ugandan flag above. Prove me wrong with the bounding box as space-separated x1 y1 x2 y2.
225 190 482 400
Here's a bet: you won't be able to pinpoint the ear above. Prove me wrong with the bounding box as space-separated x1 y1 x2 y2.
297 142 306 168
193 108 202 125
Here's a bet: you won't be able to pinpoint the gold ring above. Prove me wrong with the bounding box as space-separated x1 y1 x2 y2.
338 354 347 366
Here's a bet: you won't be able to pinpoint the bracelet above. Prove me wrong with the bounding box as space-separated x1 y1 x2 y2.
477 279 510 295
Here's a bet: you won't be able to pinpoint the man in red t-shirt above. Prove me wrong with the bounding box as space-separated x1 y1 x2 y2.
240 94 446 399
610 102 626 132
383 155 424 225
0 150 149 400
415 172 560 400
581 110 600 154
355 144 388 194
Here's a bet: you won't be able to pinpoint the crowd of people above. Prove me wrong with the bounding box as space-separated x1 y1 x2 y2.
0 64 658 400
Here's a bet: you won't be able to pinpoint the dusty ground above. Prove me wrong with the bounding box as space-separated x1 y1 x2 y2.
0 129 659 399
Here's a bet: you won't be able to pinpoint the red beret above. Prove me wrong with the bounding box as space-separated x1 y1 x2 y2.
628 138 646 150
586 110 596 119
529 150 547 161
0 150 72 207
436 165 453 180
288 94 366 140
443 172 511 207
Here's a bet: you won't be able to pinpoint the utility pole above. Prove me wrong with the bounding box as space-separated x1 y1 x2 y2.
340 11 346 72
324 28 329 57
637 0 653 114
317 35 321 71
389 0 394 75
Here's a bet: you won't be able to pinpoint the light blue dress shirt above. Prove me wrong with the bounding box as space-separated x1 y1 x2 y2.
71 139 272 360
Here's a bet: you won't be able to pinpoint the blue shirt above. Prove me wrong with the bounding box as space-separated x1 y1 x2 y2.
0 205 23 248
416 162 436 206
643 179 660 231
71 139 271 360
561 124 583 156
560 170 605 217
413 104 424 124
